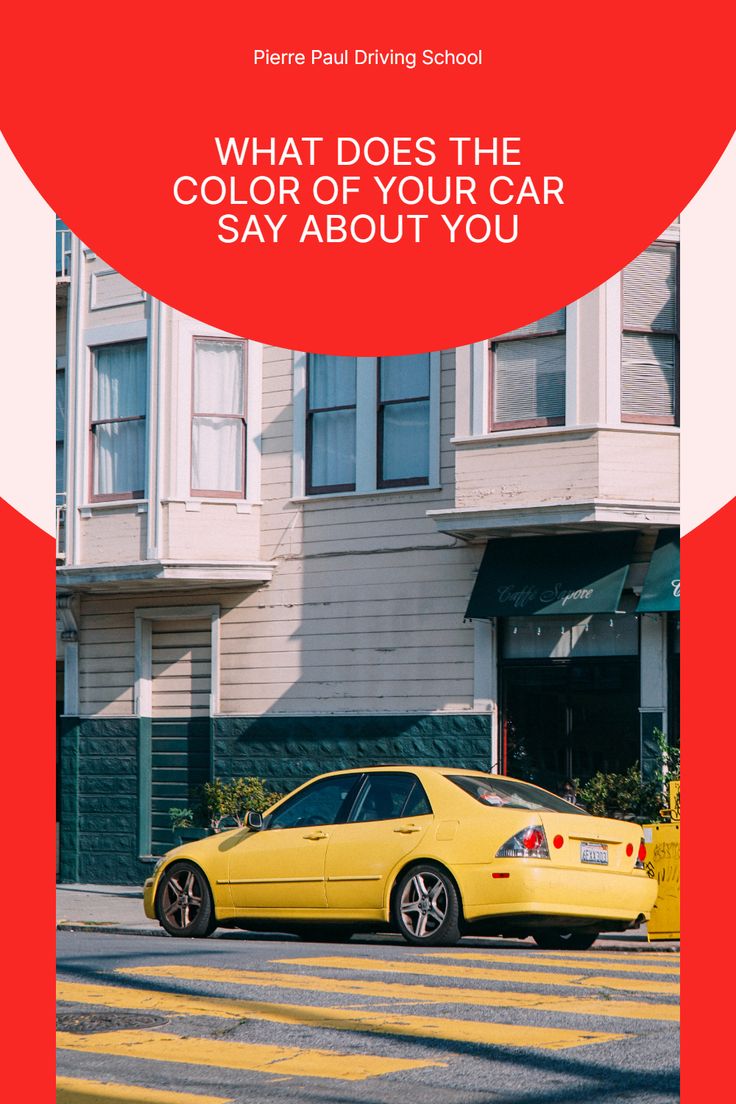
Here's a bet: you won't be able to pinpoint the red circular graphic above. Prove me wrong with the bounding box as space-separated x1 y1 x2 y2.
1 3 733 352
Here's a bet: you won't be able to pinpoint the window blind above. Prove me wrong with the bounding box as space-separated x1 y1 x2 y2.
492 310 566 427
622 244 678 422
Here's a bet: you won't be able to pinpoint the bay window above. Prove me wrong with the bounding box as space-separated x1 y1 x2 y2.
490 310 566 430
191 337 247 497
621 243 678 424
90 340 147 500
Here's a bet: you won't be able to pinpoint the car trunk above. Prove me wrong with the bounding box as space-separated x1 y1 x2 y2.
537 812 643 873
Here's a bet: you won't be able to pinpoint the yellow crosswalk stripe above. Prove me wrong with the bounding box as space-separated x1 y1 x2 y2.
58 980 627 1050
277 955 680 995
56 1076 234 1104
118 964 679 1022
57 1029 442 1082
528 949 679 964
416 951 679 976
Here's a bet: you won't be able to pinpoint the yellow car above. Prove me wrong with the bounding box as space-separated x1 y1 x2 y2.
143 766 657 949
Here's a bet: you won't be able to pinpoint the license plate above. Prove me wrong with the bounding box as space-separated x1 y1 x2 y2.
580 842 608 865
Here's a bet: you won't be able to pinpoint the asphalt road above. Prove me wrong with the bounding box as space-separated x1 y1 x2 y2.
57 930 679 1104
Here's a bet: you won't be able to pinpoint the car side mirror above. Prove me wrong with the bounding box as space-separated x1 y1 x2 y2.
245 810 264 832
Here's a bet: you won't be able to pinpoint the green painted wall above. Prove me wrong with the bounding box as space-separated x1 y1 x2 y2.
214 714 494 797
58 717 144 885
58 713 493 885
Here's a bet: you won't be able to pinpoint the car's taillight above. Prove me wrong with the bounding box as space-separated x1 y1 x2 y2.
635 839 646 869
496 824 550 859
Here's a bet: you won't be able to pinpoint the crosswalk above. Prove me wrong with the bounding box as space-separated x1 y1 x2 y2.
57 940 680 1102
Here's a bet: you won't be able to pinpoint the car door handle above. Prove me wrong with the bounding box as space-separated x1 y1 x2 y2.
393 824 422 834
303 831 328 840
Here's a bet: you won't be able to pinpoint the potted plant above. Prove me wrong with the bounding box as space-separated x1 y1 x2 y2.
168 807 211 847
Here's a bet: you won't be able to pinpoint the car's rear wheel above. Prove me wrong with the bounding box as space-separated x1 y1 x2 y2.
531 928 599 951
395 864 462 946
156 861 217 938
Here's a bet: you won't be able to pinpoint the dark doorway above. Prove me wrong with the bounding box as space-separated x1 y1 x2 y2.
501 659 640 793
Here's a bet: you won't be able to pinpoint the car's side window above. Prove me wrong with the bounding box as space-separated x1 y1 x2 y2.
267 774 362 830
403 780 433 818
348 773 432 823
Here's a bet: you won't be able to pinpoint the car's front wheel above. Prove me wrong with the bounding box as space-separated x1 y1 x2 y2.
395 864 462 946
156 861 217 938
531 928 599 951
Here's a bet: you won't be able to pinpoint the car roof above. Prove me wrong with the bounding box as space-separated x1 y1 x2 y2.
314 765 513 781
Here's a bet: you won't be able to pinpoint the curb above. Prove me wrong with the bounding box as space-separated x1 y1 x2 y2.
57 922 167 938
56 921 680 951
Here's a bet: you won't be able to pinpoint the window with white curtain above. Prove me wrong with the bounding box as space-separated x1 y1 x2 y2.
490 310 566 429
622 243 678 425
378 355 430 486
306 355 357 493
91 340 147 499
191 338 247 496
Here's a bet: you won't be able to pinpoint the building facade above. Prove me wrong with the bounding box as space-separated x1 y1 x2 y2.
56 220 680 884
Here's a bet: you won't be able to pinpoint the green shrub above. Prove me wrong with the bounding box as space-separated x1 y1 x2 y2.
197 776 283 832
168 807 194 831
576 764 663 822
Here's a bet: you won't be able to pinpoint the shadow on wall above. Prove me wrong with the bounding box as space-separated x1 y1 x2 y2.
215 353 491 792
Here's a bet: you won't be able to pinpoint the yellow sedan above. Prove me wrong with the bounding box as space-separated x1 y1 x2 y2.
143 766 657 949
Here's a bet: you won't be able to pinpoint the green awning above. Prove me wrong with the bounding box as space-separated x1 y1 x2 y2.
637 529 680 612
465 532 637 619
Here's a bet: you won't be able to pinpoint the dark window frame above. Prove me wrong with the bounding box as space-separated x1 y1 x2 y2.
190 336 248 499
56 366 66 498
306 354 357 495
489 314 566 431
346 771 433 823
621 241 680 427
89 339 147 503
377 358 431 489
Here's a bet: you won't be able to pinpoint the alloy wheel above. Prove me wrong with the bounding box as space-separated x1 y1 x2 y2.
399 870 448 939
160 868 204 931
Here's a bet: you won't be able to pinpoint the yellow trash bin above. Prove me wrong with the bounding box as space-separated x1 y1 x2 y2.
643 820 680 941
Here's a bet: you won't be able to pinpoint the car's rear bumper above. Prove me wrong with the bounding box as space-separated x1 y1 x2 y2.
457 862 658 927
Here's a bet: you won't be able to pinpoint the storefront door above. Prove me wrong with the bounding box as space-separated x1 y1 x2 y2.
501 659 640 794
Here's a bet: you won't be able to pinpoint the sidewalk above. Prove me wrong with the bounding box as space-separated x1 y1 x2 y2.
56 884 680 951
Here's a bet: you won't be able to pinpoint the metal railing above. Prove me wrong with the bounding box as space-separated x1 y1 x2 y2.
56 221 72 279
56 493 66 560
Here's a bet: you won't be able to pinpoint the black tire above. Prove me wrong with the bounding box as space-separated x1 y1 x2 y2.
394 863 462 946
531 928 599 951
290 925 356 943
156 861 217 938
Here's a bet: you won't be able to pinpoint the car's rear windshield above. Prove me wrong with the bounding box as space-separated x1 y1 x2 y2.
447 774 589 815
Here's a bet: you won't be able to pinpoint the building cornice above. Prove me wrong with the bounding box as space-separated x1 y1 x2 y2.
56 559 274 591
426 500 680 540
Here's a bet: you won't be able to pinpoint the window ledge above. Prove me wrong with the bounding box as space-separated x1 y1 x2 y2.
163 498 255 514
452 423 680 445
291 484 442 504
80 500 148 517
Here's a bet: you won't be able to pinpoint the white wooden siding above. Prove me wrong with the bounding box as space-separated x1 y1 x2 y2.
151 618 212 717
73 346 481 719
